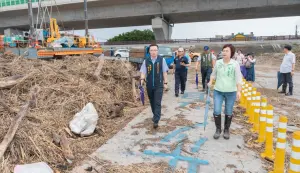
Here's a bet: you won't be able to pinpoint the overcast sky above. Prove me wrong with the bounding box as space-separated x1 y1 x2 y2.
72 16 300 42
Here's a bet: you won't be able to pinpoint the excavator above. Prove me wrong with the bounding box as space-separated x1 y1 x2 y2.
2 0 103 59
3 17 103 59
46 18 61 43
45 17 98 48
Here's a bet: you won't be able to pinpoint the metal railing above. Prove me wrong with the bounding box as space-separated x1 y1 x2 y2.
103 35 300 45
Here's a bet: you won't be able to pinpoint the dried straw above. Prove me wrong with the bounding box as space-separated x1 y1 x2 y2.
0 54 141 172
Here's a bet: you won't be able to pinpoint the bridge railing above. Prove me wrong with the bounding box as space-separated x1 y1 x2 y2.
0 0 45 8
102 35 300 45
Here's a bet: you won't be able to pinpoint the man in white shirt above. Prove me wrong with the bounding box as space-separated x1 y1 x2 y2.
279 45 296 96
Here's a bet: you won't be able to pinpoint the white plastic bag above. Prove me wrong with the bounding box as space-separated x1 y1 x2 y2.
14 162 53 173
69 102 98 136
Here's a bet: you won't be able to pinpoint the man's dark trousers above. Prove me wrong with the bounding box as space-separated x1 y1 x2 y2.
175 70 187 94
282 72 293 94
201 67 212 89
147 87 163 124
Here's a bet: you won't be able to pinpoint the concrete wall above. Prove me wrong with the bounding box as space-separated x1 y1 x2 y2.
1 0 300 33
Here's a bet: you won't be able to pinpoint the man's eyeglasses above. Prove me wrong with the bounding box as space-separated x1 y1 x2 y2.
178 51 184 52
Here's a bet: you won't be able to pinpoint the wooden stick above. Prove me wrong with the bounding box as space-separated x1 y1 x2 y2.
0 86 39 160
93 59 105 79
60 134 74 163
0 75 24 89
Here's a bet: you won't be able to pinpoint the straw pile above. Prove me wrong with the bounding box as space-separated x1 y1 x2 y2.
0 54 141 172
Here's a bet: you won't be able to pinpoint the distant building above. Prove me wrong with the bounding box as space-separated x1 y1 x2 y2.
214 32 256 41
232 32 255 41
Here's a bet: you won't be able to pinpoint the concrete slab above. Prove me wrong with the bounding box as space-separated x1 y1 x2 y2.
72 73 266 173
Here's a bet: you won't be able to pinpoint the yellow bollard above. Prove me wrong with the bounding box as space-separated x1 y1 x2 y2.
254 97 267 132
256 95 267 143
240 81 246 106
261 97 268 109
261 105 274 161
248 88 257 118
270 115 287 173
247 99 254 122
251 96 261 131
289 131 300 173
250 92 261 125
252 88 257 96
244 84 253 116
258 98 268 132
242 83 249 108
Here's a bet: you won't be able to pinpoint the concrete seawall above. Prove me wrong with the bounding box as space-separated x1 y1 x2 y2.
102 40 300 54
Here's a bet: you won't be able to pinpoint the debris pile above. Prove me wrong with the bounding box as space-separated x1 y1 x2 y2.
0 54 143 172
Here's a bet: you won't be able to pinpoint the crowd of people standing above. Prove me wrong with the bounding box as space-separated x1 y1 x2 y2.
234 50 256 82
139 43 295 140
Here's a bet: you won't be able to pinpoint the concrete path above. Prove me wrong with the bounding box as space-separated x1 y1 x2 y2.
72 74 265 173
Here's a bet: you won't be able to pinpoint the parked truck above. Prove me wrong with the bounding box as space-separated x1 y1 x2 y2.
129 45 175 70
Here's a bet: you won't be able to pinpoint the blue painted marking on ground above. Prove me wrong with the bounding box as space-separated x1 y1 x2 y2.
176 133 187 142
161 126 192 142
168 143 182 169
161 123 205 143
143 148 209 165
143 122 210 172
188 162 198 173
179 102 192 107
191 137 208 153
182 92 205 101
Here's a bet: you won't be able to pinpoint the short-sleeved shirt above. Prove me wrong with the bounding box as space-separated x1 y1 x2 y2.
140 57 169 75
280 52 296 73
174 56 189 72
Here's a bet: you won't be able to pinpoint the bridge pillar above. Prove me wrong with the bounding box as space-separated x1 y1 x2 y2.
151 17 173 40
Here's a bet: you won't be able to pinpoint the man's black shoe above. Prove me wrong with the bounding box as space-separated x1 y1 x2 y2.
181 91 184 94
153 123 158 129
175 94 179 97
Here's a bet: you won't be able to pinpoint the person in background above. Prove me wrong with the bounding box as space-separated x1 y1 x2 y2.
185 48 192 64
245 53 256 82
236 50 247 79
185 49 192 85
235 50 245 66
279 45 296 96
42 26 49 46
240 55 247 79
140 44 169 128
189 46 194 53
195 46 215 92
172 47 190 97
211 50 217 67
208 44 242 140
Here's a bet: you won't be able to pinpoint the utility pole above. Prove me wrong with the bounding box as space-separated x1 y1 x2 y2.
28 0 35 42
296 25 298 38
84 0 89 38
